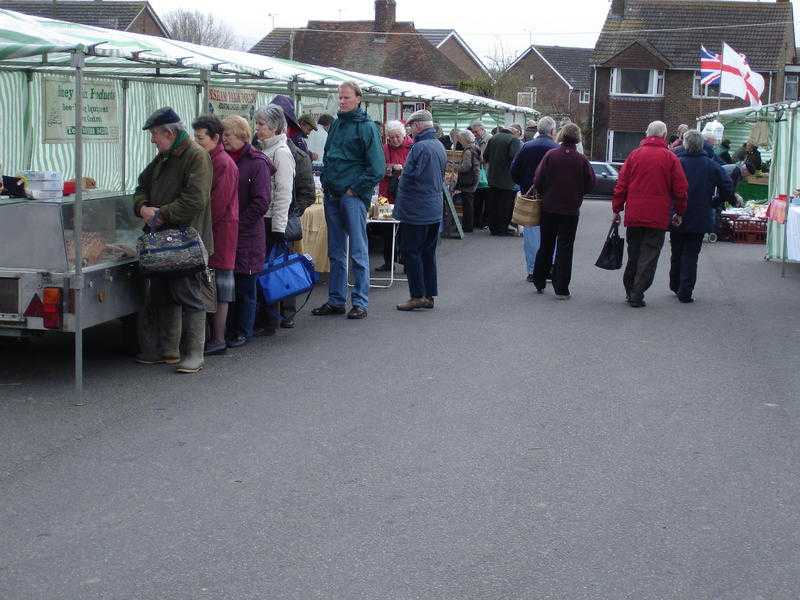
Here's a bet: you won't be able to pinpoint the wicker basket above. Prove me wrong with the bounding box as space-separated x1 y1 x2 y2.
511 186 541 226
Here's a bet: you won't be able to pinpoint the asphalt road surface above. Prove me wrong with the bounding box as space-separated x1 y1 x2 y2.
2 201 799 599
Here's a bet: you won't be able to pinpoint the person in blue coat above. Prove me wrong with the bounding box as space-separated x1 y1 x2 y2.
393 109 447 311
510 116 558 281
672 130 734 303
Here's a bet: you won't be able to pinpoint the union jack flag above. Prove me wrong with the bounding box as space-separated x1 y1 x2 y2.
699 45 722 86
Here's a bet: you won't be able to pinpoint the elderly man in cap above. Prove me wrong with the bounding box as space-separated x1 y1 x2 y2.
313 80 384 320
393 109 447 311
298 113 322 161
133 106 214 373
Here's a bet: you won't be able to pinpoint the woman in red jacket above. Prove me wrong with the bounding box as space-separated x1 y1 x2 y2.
191 114 239 355
376 120 412 271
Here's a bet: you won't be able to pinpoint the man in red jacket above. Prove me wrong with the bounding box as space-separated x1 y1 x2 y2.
612 121 688 308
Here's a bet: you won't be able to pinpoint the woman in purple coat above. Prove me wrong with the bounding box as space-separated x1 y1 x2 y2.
221 116 273 348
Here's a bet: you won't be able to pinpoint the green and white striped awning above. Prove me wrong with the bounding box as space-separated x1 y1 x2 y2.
0 9 534 115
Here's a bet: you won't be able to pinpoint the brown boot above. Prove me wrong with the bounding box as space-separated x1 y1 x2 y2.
422 297 435 309
396 297 427 311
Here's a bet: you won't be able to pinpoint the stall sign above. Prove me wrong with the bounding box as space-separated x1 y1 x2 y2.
43 78 120 143
207 87 257 122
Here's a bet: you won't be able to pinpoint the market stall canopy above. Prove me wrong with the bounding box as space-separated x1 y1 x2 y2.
0 9 533 114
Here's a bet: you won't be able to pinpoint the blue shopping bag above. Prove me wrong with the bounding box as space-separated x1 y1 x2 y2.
257 243 319 305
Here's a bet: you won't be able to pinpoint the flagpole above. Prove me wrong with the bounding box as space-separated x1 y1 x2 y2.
717 42 723 117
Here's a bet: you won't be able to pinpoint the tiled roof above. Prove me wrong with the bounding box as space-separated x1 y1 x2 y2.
418 28 451 46
593 0 795 70
249 21 469 87
534 46 594 89
0 0 157 32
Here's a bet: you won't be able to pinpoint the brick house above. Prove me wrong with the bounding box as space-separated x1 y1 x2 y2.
0 0 169 37
504 45 593 126
249 0 469 88
590 0 796 162
418 29 488 80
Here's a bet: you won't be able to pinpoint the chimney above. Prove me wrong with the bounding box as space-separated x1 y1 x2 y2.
375 0 396 32
610 0 626 18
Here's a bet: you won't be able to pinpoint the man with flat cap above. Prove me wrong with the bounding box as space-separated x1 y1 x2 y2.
133 106 214 373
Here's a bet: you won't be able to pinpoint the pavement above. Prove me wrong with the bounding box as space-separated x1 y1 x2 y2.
2 200 800 600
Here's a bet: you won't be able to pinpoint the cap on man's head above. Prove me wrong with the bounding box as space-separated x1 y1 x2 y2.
406 109 433 125
298 114 318 131
143 106 180 130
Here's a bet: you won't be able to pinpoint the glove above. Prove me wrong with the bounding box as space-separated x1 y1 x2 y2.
268 230 285 243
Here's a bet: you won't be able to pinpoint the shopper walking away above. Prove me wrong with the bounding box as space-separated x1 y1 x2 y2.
671 130 734 303
530 123 595 299
483 125 522 235
191 114 239 356
393 110 447 311
612 120 688 308
510 116 558 281
133 107 214 373
223 116 273 347
313 81 385 320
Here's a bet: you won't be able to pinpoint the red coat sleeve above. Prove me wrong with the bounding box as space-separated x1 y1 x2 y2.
612 157 631 214
669 153 689 215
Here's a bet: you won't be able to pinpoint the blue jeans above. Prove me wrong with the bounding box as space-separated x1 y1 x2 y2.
231 273 258 338
522 225 541 274
325 191 369 309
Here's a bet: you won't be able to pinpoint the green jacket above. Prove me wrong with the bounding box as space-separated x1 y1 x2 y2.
483 131 522 191
133 133 214 255
320 106 385 207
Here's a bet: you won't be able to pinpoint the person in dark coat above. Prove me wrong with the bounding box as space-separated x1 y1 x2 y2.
268 94 310 158
718 139 734 164
454 129 481 233
222 116 273 348
393 110 447 311
483 125 522 235
510 116 558 280
191 114 239 356
672 130 734 303
530 123 595 299
734 142 762 171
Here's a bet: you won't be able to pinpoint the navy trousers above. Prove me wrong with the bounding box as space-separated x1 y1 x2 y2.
669 231 704 300
400 222 439 298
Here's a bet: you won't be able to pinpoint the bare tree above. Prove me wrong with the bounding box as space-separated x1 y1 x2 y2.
163 9 240 50
459 41 526 103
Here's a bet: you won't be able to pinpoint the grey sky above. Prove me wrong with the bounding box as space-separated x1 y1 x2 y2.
149 0 800 66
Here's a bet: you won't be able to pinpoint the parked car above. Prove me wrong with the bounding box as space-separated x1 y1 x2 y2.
588 161 618 198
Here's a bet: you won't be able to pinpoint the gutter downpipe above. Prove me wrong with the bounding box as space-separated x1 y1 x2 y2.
590 65 597 159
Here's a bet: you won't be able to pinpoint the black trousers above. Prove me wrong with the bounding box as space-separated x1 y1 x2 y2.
532 211 579 295
458 190 475 232
400 222 439 298
669 231 704 300
474 188 489 229
487 187 516 235
623 227 666 302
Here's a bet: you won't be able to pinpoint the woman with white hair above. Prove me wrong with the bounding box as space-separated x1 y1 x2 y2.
377 119 412 271
254 104 296 335
454 129 481 232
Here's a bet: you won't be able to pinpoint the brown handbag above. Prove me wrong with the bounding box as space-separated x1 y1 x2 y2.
511 185 542 226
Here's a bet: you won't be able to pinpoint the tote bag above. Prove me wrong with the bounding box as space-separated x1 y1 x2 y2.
511 185 542 227
595 222 625 270
257 243 318 305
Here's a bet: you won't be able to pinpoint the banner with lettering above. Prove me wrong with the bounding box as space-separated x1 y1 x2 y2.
207 87 257 123
43 77 120 143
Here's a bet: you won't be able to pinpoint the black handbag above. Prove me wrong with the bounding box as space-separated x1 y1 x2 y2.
284 214 303 242
595 222 625 270
137 226 208 276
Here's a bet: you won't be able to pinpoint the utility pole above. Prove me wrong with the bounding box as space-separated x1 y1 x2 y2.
267 13 278 30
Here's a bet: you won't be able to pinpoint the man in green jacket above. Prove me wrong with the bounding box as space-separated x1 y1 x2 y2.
483 125 522 236
133 107 214 373
313 81 385 320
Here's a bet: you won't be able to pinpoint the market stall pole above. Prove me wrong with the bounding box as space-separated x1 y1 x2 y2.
72 48 85 402
782 109 795 278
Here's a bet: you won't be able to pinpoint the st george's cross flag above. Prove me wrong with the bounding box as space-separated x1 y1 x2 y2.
719 43 765 107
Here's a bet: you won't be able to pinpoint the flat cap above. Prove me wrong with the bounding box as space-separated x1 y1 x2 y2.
298 114 318 131
406 109 433 125
142 106 181 130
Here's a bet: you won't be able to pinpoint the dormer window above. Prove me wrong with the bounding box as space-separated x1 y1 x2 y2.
610 68 664 96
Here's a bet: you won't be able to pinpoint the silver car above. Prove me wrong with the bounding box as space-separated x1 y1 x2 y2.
588 161 619 198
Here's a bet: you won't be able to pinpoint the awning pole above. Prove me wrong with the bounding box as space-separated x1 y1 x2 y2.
782 109 795 278
121 79 128 192
72 49 85 404
200 70 209 115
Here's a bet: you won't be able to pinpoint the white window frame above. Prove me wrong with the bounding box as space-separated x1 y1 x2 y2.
785 74 799 102
579 89 590 104
610 68 665 97
692 71 735 99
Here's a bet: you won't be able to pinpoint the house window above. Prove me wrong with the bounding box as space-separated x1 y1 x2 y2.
608 131 645 162
785 75 799 102
579 89 590 104
692 72 735 98
517 89 537 108
610 68 664 96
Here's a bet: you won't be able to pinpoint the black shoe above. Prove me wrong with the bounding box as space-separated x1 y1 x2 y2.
535 287 544 294
204 340 227 356
526 273 535 283
226 335 247 348
255 327 276 337
347 306 368 319
678 296 694 303
280 318 295 329
628 299 646 308
312 302 346 316
375 263 391 272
